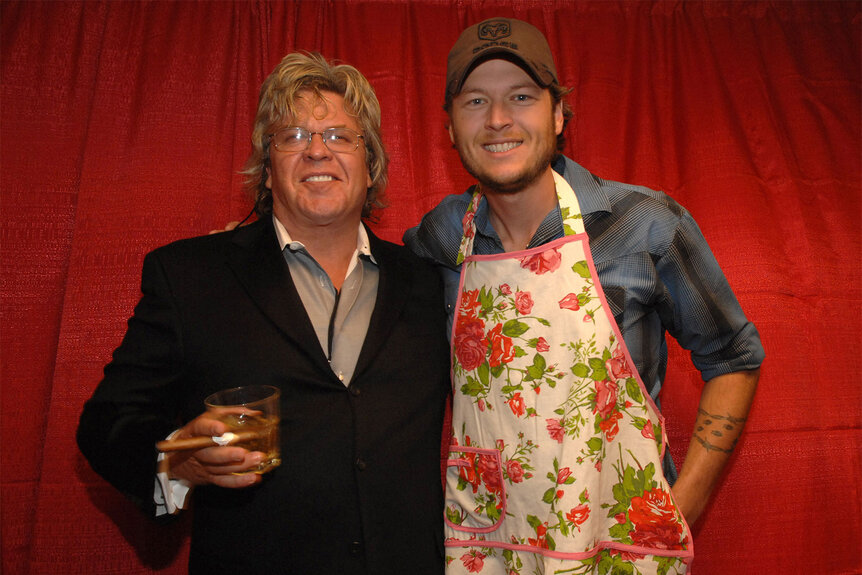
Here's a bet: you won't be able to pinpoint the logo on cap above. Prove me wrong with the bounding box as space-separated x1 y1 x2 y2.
478 20 510 41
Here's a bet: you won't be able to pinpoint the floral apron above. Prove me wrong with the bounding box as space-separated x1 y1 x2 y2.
445 172 693 575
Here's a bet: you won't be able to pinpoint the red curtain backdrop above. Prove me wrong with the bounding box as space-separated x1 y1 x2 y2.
2 1 860 573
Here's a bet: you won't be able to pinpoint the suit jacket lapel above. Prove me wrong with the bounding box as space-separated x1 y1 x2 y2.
353 228 411 381
225 218 333 377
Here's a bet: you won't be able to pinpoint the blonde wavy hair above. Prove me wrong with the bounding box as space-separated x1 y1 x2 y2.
242 52 388 218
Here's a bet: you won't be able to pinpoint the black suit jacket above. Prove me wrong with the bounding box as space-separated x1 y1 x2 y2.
77 218 450 574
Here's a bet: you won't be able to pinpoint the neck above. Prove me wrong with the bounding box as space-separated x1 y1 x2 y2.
278 216 361 291
483 168 557 252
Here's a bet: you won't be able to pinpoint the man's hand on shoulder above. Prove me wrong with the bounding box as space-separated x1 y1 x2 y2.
209 221 241 235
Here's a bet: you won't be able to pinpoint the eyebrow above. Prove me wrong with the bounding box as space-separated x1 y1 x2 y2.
284 123 352 130
459 82 543 95
509 82 543 91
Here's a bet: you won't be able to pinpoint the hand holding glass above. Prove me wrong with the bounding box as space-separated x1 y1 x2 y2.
154 385 280 474
202 385 281 475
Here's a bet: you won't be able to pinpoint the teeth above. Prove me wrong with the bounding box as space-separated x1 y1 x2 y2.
484 142 521 153
304 175 334 182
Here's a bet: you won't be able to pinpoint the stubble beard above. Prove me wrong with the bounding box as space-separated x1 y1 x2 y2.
454 126 558 196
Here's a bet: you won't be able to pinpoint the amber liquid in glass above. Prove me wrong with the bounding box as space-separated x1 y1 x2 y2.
219 412 281 474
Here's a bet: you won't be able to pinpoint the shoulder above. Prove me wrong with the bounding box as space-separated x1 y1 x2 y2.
558 157 691 257
145 218 272 271
153 218 269 253
603 179 685 218
423 190 476 220
368 228 437 277
402 190 475 268
597 179 689 249
559 155 686 224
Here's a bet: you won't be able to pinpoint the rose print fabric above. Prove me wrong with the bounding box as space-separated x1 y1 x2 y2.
445 172 692 575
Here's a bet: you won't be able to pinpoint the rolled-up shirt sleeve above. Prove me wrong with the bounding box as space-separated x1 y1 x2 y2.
657 209 765 381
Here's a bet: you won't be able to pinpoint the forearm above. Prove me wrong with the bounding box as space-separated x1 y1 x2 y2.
77 401 172 513
77 249 187 510
671 368 760 525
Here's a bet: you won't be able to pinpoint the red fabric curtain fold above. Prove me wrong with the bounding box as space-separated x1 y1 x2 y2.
2 1 859 573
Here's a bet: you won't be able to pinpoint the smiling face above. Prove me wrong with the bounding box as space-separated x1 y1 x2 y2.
265 89 372 233
448 58 563 195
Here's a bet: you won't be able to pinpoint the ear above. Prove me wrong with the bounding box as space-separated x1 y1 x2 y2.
448 122 456 145
264 167 272 190
553 101 564 136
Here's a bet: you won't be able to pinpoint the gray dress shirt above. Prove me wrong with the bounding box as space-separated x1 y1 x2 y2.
274 217 378 386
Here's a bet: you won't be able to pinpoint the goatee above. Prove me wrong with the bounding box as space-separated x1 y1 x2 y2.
465 143 557 195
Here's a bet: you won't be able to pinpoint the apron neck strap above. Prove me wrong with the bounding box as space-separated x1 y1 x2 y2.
456 172 585 264
553 170 586 237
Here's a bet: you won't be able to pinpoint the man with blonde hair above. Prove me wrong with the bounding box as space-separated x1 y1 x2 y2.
79 52 449 573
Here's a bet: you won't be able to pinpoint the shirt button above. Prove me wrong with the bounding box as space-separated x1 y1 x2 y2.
355 458 367 471
349 541 363 556
349 386 360 396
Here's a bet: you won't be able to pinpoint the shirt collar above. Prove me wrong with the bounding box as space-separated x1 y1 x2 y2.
553 154 612 216
472 155 611 248
272 216 376 264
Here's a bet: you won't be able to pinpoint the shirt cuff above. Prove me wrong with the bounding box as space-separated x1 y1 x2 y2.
154 430 193 516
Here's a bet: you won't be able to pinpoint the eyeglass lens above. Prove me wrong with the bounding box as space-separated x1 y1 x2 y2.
271 128 362 153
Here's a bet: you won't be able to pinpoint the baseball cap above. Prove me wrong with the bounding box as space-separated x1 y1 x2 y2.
446 17 558 97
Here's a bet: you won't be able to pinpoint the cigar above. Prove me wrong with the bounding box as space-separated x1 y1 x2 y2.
156 430 259 452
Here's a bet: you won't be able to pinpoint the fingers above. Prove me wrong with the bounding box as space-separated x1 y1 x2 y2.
195 448 265 488
166 447 267 487
211 469 263 488
208 221 240 235
194 445 259 470
179 412 230 439
165 412 268 488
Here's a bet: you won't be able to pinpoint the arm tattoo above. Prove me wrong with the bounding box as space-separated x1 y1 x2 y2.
692 408 747 454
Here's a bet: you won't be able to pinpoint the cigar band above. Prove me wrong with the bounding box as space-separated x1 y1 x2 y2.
212 432 237 446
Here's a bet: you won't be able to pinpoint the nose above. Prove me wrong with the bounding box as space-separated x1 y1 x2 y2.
486 101 512 131
305 132 332 159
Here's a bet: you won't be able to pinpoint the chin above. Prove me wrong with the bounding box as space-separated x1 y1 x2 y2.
477 172 533 194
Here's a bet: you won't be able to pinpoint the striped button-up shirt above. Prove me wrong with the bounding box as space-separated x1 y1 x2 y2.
403 154 764 405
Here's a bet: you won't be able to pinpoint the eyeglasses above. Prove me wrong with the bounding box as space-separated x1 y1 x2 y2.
267 127 365 153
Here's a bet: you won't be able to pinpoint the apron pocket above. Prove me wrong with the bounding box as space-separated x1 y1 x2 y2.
444 445 506 533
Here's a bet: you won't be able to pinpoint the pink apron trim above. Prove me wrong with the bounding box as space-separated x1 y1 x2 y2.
444 445 508 534
444 537 695 560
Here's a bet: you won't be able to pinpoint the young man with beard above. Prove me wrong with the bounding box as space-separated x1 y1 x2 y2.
404 17 764 574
